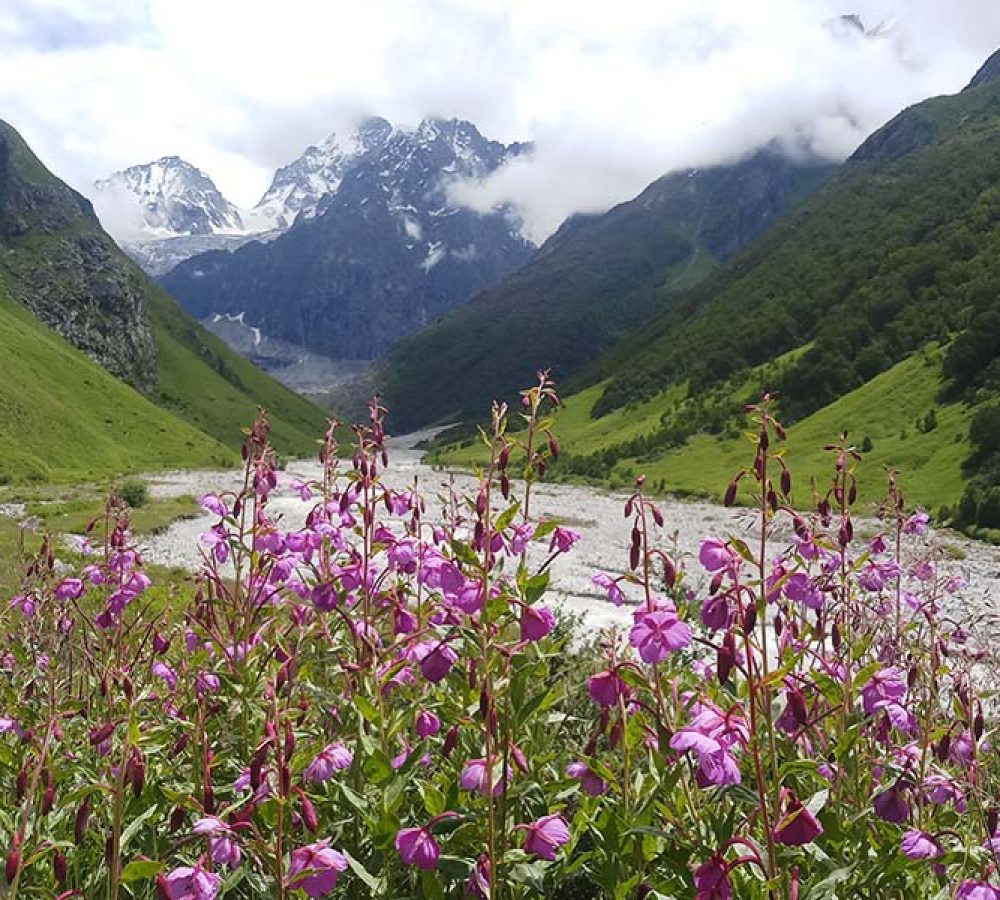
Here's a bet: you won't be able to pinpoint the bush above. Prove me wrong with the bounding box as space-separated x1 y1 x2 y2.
118 477 148 509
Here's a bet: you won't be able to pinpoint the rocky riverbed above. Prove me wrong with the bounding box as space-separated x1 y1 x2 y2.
138 431 1000 646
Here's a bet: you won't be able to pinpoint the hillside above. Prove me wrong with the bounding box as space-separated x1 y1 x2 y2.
0 277 230 483
587 72 1000 424
0 118 328 461
427 50 1000 526
376 148 832 430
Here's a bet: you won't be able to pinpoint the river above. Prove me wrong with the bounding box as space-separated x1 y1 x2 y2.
140 430 1000 642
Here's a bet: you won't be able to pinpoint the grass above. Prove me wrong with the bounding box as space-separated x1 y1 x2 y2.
432 345 975 514
0 487 201 600
0 283 235 485
143 284 330 458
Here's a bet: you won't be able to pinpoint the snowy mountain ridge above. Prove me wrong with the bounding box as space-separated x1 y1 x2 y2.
93 116 531 274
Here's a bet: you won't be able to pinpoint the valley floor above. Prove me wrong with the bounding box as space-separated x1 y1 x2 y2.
136 432 1000 649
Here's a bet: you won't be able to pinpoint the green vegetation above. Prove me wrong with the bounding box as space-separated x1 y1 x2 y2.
432 348 974 513
0 281 232 484
432 67 1000 529
0 118 329 479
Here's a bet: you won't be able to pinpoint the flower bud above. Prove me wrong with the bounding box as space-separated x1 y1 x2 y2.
6 832 21 885
89 722 116 746
53 851 67 888
169 805 185 832
299 791 319 833
74 797 91 844
723 479 739 508
511 745 529 774
15 766 27 801
41 782 55 816
442 726 459 759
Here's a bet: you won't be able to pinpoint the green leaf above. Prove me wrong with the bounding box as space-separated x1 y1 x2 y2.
421 782 446 817
343 850 383 893
120 859 163 883
363 749 394 787
120 802 160 850
355 694 381 726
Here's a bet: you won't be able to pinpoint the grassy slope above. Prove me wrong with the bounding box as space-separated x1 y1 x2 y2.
144 284 328 456
0 279 231 483
0 118 329 464
434 347 973 512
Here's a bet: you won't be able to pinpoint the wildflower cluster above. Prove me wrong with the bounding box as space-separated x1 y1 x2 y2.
0 382 995 899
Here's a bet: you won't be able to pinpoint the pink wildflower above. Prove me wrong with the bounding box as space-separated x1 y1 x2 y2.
395 826 441 870
521 814 570 860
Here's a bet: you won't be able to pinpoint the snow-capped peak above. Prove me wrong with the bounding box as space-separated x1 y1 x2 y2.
93 156 244 240
245 117 396 232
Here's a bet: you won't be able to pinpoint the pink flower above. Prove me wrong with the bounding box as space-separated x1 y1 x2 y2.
287 839 349 896
861 667 906 716
903 511 930 535
873 785 910 823
304 742 354 782
521 606 556 642
152 661 178 690
956 882 1000 900
566 761 607 796
198 494 228 517
419 642 458 683
670 729 741 787
771 791 823 846
587 670 627 707
694 855 732 900
395 826 441 870
592 573 626 606
290 479 314 501
900 829 940 859
549 527 580 554
159 863 221 900
415 709 441 738
699 539 737 573
521 814 570 860
508 523 535 555
783 572 823 610
460 757 506 796
629 608 691 662
56 578 84 601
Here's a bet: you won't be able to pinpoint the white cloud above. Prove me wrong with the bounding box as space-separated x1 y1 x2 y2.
1 0 998 240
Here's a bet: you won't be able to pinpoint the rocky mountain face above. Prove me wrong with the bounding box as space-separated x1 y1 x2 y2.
161 117 534 361
0 121 157 389
92 156 263 276
93 156 244 237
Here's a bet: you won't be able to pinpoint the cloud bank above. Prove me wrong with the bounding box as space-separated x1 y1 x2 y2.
1 0 998 242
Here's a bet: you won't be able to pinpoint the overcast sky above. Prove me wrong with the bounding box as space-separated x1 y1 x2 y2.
2 0 1000 241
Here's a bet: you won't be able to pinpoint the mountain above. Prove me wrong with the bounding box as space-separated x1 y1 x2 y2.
376 147 833 430
438 48 1000 531
966 47 1000 90
247 116 396 232
0 118 328 473
160 117 534 362
94 155 244 237
92 156 267 276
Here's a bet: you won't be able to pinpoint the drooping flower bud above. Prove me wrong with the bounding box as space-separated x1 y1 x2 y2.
74 797 91 844
5 832 21 884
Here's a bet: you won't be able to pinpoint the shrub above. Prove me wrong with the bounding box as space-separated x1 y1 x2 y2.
118 477 149 509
